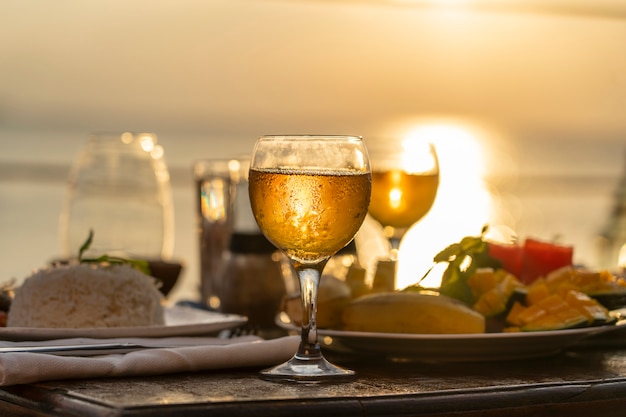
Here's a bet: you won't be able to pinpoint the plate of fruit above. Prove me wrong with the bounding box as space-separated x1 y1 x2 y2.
278 228 626 362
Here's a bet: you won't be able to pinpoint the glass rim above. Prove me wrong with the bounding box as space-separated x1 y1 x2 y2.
258 134 363 142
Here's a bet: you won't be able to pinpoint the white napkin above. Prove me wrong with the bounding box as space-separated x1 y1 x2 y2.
0 335 299 386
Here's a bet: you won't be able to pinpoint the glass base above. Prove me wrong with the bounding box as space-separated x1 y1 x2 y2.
260 354 355 383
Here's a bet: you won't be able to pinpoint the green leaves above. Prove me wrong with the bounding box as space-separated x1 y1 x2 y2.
77 229 94 261
78 230 151 276
434 230 489 264
406 225 501 305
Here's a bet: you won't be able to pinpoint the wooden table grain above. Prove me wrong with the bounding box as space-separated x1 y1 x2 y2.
1 346 626 417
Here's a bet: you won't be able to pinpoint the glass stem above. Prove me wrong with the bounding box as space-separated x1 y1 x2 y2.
389 237 401 261
293 260 328 360
388 228 407 261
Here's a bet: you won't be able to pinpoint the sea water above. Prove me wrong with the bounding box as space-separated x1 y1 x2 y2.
1 135 625 301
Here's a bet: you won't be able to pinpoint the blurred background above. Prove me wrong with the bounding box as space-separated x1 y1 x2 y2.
1 0 625 301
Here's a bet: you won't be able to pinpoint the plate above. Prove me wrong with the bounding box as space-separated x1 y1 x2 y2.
0 306 247 341
575 315 626 348
277 317 618 362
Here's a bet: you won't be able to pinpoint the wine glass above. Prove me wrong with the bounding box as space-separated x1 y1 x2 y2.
59 132 175 261
248 135 371 382
367 139 439 262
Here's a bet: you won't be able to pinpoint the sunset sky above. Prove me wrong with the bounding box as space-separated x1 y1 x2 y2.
1 0 624 155
1 1 625 293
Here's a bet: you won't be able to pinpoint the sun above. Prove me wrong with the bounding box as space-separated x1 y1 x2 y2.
397 123 493 288
357 121 496 290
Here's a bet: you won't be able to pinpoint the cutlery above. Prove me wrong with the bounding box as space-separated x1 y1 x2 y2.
0 343 160 356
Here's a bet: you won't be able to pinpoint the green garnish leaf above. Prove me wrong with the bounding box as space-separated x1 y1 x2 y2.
78 229 95 261
77 230 151 276
405 225 501 305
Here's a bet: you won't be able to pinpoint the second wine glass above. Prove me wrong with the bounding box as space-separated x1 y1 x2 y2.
248 135 371 382
367 139 439 261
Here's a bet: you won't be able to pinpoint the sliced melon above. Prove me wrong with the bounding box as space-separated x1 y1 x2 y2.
564 290 613 326
546 267 626 310
467 269 523 317
504 289 612 332
525 278 551 305
521 307 588 332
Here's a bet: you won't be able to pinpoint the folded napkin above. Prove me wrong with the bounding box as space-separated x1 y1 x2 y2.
0 335 299 386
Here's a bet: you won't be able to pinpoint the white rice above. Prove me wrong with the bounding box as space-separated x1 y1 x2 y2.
8 263 165 328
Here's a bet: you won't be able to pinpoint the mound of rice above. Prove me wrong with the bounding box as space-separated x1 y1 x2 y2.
8 263 165 328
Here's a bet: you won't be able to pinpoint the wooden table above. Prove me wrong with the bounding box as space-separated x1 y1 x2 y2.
1 344 626 417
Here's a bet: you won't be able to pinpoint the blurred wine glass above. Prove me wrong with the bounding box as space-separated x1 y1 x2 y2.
59 132 174 261
367 139 439 262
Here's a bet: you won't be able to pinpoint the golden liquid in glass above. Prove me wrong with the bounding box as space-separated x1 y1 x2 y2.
248 168 371 264
368 170 439 229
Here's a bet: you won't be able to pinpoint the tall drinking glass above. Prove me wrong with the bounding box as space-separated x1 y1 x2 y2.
248 135 371 382
368 139 439 261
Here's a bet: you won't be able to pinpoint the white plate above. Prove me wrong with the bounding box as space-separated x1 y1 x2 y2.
0 306 247 341
278 318 618 362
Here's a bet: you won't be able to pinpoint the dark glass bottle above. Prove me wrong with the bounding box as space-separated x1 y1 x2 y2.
219 233 286 331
